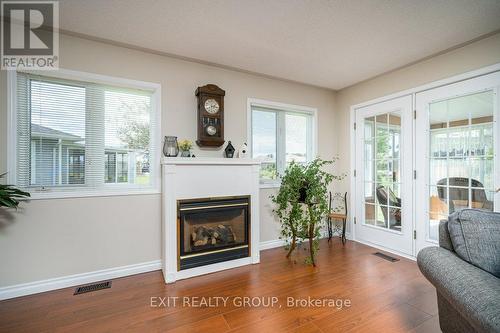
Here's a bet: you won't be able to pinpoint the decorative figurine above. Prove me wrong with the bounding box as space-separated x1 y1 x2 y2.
238 143 249 158
224 141 235 158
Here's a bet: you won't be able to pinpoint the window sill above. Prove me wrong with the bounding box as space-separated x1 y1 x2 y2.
25 187 161 200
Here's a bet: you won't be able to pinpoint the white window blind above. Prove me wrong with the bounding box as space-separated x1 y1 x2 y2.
250 104 314 183
15 72 158 195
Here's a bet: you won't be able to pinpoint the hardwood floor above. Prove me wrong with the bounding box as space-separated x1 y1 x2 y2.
0 239 441 332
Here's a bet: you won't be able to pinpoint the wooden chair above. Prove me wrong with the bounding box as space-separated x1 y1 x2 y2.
327 192 348 245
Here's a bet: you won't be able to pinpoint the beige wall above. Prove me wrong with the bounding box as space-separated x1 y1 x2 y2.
335 33 500 197
4 30 498 289
0 34 338 287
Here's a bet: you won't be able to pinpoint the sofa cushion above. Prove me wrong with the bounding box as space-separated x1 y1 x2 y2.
447 209 500 277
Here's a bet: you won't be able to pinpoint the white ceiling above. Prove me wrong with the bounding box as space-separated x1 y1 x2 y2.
58 0 500 90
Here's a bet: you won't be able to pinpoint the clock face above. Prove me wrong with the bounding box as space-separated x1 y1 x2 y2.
204 98 219 114
206 125 217 136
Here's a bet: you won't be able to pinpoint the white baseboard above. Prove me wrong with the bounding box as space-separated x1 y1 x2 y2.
1 236 345 301
258 232 352 251
353 238 416 261
259 239 286 250
0 260 161 301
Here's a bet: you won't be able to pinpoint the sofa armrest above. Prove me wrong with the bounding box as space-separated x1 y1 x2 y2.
439 220 453 251
417 247 500 333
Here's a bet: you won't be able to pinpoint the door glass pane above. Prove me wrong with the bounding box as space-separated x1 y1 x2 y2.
365 203 376 226
364 140 374 163
365 182 375 204
365 159 375 182
389 208 401 231
365 116 375 139
430 158 447 186
428 90 495 240
363 111 403 232
390 159 400 183
376 205 388 228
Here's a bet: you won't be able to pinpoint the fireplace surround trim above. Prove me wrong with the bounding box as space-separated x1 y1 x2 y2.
161 158 261 283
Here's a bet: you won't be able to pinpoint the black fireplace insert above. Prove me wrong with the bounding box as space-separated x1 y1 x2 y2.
177 196 250 270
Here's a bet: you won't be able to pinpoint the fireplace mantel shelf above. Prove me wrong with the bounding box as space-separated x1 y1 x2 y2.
161 157 261 166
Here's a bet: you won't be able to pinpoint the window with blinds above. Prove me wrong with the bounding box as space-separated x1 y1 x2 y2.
14 72 159 195
250 102 315 184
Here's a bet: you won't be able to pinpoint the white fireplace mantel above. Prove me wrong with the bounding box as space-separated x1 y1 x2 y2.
161 157 261 283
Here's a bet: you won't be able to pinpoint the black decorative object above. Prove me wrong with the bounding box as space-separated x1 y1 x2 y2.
298 181 309 203
224 141 235 158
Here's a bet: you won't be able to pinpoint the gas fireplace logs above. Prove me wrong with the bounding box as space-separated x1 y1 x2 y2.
191 224 236 247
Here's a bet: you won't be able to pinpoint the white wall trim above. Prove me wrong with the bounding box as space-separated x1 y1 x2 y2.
259 239 286 250
354 238 416 261
259 231 353 252
0 235 355 300
0 260 161 301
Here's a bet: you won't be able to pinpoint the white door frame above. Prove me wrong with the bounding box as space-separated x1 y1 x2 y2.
415 71 500 252
349 62 500 259
354 96 414 257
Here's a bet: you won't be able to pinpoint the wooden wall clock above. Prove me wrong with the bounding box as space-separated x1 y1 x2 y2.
195 84 225 147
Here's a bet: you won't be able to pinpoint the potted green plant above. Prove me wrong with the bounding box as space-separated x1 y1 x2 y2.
270 162 304 259
0 172 30 209
271 158 344 266
178 139 193 157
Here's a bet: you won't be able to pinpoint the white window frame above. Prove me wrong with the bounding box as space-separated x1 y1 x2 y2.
7 68 162 199
247 98 318 188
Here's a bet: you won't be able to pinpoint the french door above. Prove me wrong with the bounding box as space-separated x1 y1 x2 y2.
415 72 500 252
355 96 414 256
354 71 500 257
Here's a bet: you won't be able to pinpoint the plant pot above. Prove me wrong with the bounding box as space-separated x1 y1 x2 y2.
299 183 308 203
180 150 191 157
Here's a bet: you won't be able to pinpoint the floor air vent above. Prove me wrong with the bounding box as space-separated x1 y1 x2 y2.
373 252 399 262
74 281 112 295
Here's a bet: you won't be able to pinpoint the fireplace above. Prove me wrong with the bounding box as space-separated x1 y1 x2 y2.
162 158 260 283
177 196 250 270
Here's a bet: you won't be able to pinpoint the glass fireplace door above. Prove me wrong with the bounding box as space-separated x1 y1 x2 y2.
177 196 250 270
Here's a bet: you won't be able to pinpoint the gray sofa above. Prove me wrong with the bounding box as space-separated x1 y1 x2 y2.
417 209 500 333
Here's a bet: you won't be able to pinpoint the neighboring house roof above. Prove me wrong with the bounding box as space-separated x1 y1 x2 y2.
30 123 132 154
31 123 83 142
